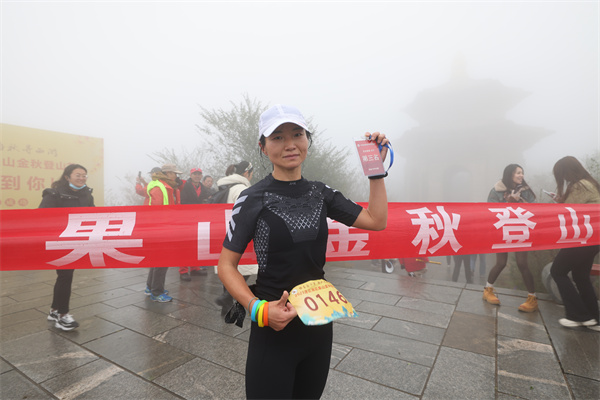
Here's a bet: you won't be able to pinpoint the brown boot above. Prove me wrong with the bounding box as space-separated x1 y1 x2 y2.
483 287 500 305
518 295 538 312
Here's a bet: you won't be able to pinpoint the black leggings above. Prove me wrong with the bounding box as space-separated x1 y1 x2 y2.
246 317 332 399
487 252 535 293
550 245 599 322
51 269 74 314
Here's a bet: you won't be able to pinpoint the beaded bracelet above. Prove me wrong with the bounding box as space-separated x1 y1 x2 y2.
247 296 258 312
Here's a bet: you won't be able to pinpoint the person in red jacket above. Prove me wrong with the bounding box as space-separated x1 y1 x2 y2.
135 167 161 205
144 163 181 302
179 167 211 280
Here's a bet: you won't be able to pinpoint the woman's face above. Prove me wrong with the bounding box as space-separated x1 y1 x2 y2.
67 168 87 188
261 123 308 174
203 177 213 188
512 167 524 186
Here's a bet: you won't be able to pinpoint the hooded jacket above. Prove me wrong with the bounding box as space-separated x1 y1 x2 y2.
216 173 251 204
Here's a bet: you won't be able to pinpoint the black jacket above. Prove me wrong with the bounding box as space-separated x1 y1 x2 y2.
39 186 95 208
180 180 210 204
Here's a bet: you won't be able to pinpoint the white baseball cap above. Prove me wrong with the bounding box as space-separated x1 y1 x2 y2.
259 104 310 140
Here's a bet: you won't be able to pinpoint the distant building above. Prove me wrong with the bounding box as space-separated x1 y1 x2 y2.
397 58 550 202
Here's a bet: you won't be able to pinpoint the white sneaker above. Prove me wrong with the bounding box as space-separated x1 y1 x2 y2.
559 318 598 328
587 324 600 332
55 314 79 331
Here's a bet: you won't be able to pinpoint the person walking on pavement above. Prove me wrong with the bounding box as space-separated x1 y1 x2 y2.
483 163 539 312
550 156 600 331
41 164 95 331
144 163 181 302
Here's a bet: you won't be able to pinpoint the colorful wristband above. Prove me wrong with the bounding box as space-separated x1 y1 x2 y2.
263 302 269 327
257 303 265 328
251 300 266 322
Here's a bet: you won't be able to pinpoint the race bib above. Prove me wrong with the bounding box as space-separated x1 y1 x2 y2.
288 279 357 326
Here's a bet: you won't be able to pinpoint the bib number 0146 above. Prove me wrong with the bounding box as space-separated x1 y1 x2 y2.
304 290 348 311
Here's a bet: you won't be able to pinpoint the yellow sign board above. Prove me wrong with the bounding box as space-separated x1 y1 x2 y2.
0 124 104 209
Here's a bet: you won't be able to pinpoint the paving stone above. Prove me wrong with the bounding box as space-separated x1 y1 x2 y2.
539 300 600 381
330 342 352 369
497 336 571 399
0 317 51 343
456 288 499 317
84 329 193 381
497 306 550 345
158 323 248 374
372 316 446 345
322 369 418 399
0 293 54 316
168 304 250 337
0 357 13 374
155 357 245 399
101 291 152 308
0 369 53 399
96 304 185 336
335 348 429 395
67 287 138 310
136 295 192 315
334 285 402 305
422 346 495 400
396 296 456 315
56 316 124 344
0 330 98 383
566 373 599 400
443 311 496 357
327 275 367 289
357 300 451 329
333 324 438 367
0 308 46 328
335 310 381 330
42 358 180 399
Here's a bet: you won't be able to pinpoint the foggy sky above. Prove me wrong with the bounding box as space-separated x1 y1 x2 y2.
2 1 598 202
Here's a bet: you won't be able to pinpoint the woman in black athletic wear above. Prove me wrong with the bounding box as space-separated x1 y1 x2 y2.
217 104 388 399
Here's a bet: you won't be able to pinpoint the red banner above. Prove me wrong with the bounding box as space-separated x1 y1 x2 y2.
1 203 598 271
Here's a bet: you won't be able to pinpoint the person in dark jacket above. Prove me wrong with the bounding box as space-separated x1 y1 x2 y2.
483 163 538 312
179 167 210 279
40 164 95 331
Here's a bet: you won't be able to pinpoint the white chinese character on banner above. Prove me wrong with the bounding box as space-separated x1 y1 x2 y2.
326 219 369 257
407 206 462 255
489 206 536 249
197 209 233 260
558 207 593 244
46 212 144 267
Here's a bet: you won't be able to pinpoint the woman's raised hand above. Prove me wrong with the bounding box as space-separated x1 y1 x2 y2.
365 132 389 161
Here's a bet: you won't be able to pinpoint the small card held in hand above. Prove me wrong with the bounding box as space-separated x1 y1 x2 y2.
354 139 385 177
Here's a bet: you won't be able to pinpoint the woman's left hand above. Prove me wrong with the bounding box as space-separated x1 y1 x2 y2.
268 291 297 331
365 132 389 161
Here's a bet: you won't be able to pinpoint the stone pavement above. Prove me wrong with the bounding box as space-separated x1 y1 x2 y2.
1 260 598 399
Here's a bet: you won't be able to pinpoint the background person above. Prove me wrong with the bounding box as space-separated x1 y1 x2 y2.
179 167 211 280
217 104 388 399
483 163 538 312
550 156 600 331
144 163 181 302
41 164 95 331
214 161 256 314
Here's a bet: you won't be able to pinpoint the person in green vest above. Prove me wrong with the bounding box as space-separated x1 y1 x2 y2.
144 163 182 302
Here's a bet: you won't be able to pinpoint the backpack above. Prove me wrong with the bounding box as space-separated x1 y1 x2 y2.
206 183 236 204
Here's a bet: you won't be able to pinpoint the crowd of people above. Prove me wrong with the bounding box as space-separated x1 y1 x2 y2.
39 104 599 398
